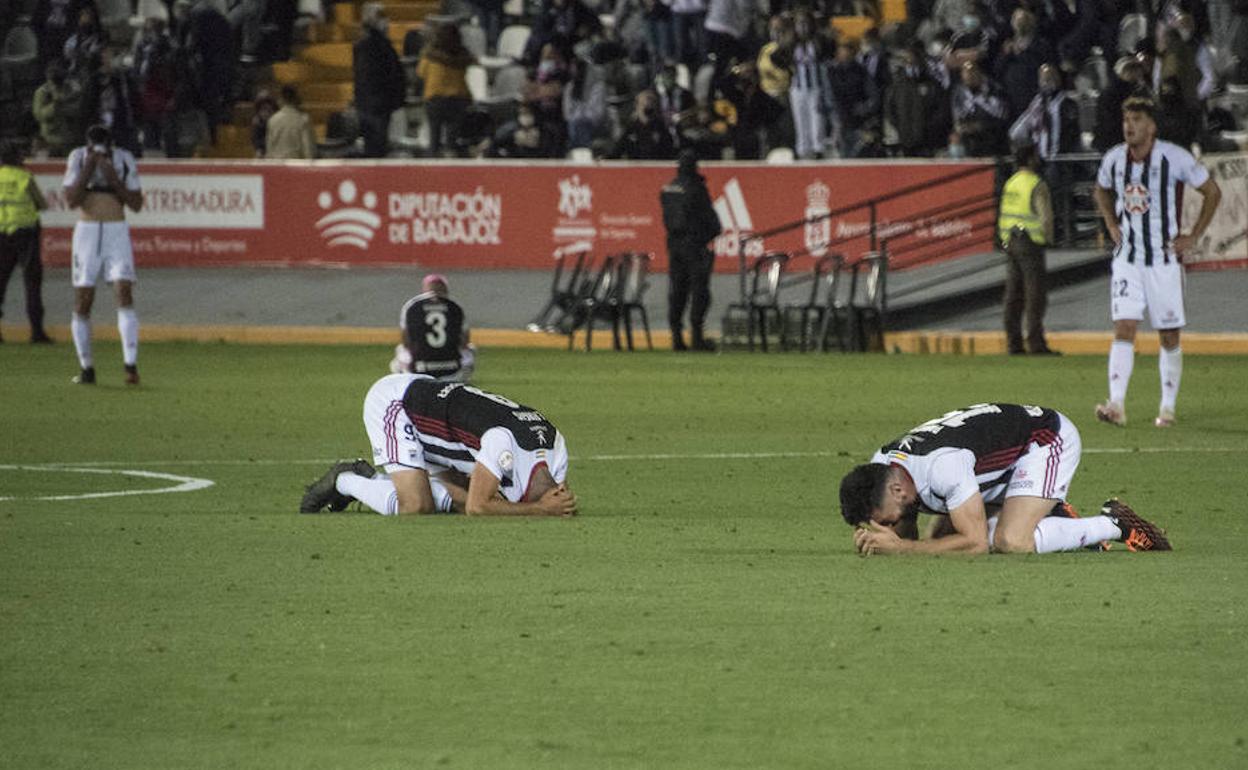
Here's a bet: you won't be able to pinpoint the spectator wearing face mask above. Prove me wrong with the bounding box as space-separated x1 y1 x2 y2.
994 8 1056 122
616 89 677 159
489 102 559 158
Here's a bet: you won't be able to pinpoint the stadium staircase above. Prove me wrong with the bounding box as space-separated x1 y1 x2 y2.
203 0 439 158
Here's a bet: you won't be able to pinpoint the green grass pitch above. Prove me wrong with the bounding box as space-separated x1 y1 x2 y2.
2 342 1247 769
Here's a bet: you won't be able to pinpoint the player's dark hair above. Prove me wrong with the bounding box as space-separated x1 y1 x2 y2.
1122 96 1156 121
86 124 111 146
839 463 891 526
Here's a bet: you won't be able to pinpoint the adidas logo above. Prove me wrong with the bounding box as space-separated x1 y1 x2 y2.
316 180 382 249
712 178 763 259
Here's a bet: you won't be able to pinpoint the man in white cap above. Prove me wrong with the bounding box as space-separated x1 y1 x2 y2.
389 273 475 381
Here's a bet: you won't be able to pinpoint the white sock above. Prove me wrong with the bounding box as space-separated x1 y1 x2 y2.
336 473 399 515
1033 515 1122 553
71 313 93 369
1159 346 1182 414
117 308 139 366
1108 340 1134 405
428 478 454 512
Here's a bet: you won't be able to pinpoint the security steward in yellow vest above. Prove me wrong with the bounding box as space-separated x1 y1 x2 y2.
0 142 50 344
998 143 1056 355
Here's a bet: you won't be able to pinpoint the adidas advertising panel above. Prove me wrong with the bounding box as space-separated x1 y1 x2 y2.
41 158 1211 272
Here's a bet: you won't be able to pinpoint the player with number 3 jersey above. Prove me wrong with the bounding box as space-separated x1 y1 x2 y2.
300 374 576 517
389 273 475 381
840 403 1171 555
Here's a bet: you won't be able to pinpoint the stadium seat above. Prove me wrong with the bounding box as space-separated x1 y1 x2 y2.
766 147 794 164
465 64 488 101
613 252 653 350
721 252 789 352
567 146 594 162
130 0 169 28
1 19 37 66
566 253 622 351
387 106 424 156
459 23 488 59
847 252 888 352
782 254 846 352
528 246 594 333
495 24 530 61
503 0 524 17
675 63 690 90
487 63 526 102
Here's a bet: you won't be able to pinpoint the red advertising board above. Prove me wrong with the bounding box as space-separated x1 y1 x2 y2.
32 159 1000 273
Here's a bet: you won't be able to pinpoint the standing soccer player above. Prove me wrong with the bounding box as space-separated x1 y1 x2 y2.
1092 97 1221 427
300 375 577 517
63 124 144 385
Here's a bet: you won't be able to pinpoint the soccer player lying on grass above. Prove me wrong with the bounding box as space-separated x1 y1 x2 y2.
300 374 577 517
839 403 1170 555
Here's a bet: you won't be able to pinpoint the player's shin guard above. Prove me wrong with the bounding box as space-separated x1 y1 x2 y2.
117 308 139 366
1032 515 1121 553
71 313 93 369
1159 345 1182 414
1108 340 1134 405
336 473 400 515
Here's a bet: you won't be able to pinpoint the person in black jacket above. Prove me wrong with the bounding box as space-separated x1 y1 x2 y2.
353 2 406 158
660 150 722 352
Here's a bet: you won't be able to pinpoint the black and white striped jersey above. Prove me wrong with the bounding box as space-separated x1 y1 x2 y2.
1096 140 1209 266
869 404 1062 514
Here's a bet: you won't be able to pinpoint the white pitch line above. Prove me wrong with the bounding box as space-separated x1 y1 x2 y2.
3 445 1242 471
0 465 215 502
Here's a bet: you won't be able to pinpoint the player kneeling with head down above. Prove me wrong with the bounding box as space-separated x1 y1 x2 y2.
840 403 1170 555
301 374 577 516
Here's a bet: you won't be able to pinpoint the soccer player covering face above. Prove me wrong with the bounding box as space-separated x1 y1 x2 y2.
840 404 1170 555
301 375 577 517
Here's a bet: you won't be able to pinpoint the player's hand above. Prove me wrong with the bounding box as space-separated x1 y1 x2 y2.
1170 234 1197 256
1106 222 1122 247
537 484 577 516
854 522 903 556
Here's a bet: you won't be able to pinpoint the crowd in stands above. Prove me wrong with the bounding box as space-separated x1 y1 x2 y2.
3 0 1247 160
396 0 1248 161
1 0 297 157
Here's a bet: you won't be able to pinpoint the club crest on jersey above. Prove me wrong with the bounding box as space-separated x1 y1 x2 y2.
1123 183 1150 214
498 450 514 473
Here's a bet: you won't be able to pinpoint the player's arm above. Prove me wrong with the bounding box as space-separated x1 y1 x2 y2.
1093 184 1120 246
856 493 990 555
892 511 919 541
1171 177 1222 256
63 151 96 209
97 157 142 212
464 463 577 516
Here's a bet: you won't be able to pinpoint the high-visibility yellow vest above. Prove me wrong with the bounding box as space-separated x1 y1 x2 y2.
0 165 40 234
997 168 1045 246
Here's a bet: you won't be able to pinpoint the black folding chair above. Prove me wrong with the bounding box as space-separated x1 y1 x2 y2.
613 252 653 351
721 252 789 352
528 247 593 333
847 251 888 352
566 254 620 351
781 254 845 352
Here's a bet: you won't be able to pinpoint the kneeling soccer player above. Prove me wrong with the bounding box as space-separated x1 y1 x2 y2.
300 374 577 516
840 403 1170 555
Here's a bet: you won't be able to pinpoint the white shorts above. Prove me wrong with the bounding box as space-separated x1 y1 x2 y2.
1110 258 1186 330
71 221 136 288
363 373 430 473
361 374 569 502
1005 413 1081 502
